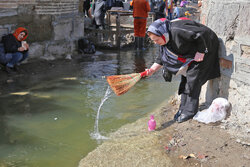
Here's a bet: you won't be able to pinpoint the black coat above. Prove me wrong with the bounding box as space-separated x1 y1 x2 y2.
2 34 21 53
1 34 27 54
153 19 220 95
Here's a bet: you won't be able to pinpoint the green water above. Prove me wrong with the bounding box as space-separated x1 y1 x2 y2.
0 47 179 167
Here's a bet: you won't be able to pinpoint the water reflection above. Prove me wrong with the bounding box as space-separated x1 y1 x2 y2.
134 51 146 73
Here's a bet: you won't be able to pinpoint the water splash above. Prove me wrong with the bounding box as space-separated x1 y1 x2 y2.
91 86 112 140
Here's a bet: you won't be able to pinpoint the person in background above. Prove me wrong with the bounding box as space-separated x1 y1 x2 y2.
130 0 151 51
106 0 124 10
173 3 181 19
173 0 178 6
140 18 220 123
198 0 202 7
92 0 106 29
114 0 124 8
173 0 189 19
154 0 166 20
0 27 29 73
83 0 92 18
149 0 156 12
180 0 188 8
166 0 174 20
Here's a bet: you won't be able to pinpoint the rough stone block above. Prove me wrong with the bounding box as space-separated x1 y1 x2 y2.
235 62 250 74
17 4 36 15
0 28 9 38
0 2 17 9
53 18 72 41
72 15 84 40
25 15 53 42
241 45 250 58
0 16 18 25
236 4 250 37
28 42 45 59
47 42 71 58
218 75 231 98
200 78 221 107
0 8 17 17
206 3 240 38
225 40 239 57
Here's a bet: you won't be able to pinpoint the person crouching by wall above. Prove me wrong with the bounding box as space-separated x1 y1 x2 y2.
131 0 151 51
0 27 29 74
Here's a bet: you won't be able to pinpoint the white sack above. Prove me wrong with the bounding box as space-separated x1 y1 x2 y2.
193 97 231 124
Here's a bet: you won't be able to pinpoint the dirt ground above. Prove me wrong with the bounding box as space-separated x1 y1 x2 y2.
79 95 250 167
159 98 250 167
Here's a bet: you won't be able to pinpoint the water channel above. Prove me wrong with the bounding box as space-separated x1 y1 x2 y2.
0 46 179 167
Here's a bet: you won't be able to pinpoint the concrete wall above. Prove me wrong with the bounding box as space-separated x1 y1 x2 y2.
199 0 250 143
0 0 84 60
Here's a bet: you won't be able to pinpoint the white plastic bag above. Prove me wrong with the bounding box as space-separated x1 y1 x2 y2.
193 97 230 124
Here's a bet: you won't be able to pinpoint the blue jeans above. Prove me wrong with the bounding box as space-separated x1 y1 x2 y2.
167 9 173 20
0 52 28 68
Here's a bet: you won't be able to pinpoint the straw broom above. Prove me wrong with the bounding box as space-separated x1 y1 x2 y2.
106 59 195 96
106 71 148 96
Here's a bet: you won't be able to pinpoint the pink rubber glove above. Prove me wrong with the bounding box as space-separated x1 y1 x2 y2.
140 69 148 78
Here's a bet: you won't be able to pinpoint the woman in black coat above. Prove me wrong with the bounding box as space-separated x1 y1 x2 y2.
0 27 29 73
141 18 220 123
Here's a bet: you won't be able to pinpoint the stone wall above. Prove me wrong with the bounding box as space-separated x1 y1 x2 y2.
0 0 84 60
199 0 250 142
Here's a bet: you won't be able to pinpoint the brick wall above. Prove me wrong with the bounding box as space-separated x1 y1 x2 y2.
0 0 36 9
0 0 79 14
35 0 79 15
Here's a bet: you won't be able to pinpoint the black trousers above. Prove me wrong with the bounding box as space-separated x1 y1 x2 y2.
179 79 202 116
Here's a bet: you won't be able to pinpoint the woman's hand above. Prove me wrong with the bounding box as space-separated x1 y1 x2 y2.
146 68 154 76
140 63 162 78
18 47 25 51
23 43 29 50
140 69 152 78
194 52 205 62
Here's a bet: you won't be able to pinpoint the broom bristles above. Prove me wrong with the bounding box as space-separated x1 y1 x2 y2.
106 73 141 96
